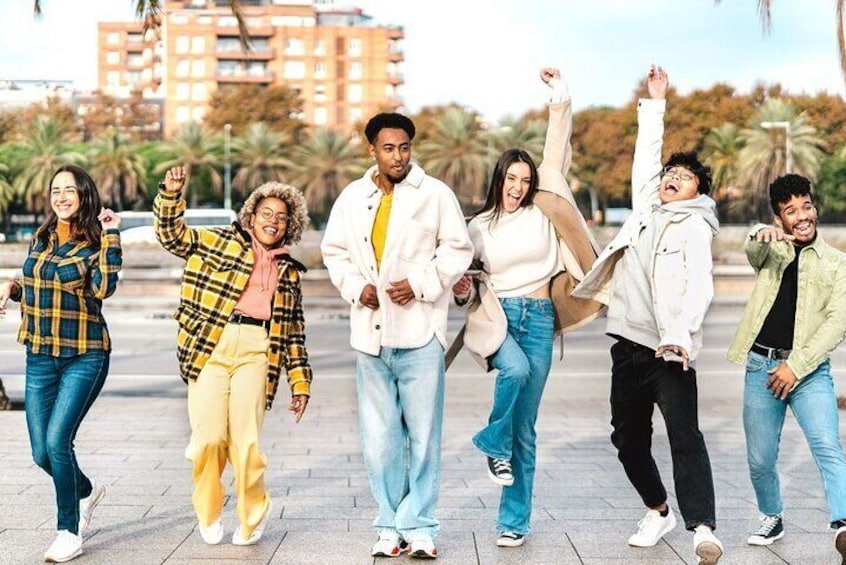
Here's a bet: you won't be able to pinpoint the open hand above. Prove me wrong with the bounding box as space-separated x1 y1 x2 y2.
755 226 795 243
540 67 561 84
0 280 13 315
647 64 669 99
163 166 187 193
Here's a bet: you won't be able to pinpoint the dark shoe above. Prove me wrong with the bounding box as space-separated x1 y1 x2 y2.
835 524 846 565
486 457 514 487
747 514 784 546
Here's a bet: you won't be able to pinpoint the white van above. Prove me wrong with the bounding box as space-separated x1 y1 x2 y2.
117 209 237 244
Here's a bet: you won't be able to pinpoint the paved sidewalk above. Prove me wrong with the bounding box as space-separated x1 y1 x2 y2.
0 368 843 564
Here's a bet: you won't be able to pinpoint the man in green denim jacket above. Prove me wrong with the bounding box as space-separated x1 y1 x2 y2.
726 174 846 561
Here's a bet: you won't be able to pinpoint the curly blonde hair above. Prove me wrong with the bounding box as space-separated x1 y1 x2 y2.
238 182 310 245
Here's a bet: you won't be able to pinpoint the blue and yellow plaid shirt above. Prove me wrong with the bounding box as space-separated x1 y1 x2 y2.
13 228 122 357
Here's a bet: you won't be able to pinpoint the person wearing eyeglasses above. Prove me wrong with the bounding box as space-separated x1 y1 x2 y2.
154 166 313 547
572 65 723 564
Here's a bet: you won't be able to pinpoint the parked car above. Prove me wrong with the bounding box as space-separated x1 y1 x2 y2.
117 209 237 244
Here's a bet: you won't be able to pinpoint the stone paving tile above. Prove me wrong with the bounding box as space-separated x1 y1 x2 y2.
168 517 284 562
0 504 53 529
269 532 373 565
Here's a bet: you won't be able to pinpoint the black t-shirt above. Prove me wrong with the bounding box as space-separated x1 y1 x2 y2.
755 252 799 349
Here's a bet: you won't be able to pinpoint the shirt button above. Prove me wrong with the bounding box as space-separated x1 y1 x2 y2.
375 324 381 330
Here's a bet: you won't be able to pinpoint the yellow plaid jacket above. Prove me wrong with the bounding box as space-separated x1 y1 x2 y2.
153 190 312 409
15 229 122 356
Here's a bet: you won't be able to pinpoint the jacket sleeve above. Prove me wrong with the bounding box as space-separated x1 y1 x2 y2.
631 98 666 214
320 192 370 306
88 229 122 299
153 189 201 259
787 258 846 379
745 224 793 272
540 99 573 178
657 220 713 359
406 189 474 303
286 280 313 397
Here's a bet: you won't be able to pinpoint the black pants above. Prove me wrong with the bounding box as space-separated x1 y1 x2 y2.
609 337 716 530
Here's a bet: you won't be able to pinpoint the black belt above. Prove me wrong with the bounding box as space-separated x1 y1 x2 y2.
228 313 269 329
751 342 791 360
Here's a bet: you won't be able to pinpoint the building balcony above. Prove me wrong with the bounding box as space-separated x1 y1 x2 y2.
216 70 274 83
387 26 404 40
215 47 274 60
388 72 403 85
388 49 404 62
215 26 274 37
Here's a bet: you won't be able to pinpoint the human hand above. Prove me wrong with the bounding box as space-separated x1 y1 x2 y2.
289 394 309 423
755 226 795 244
98 208 121 230
0 280 13 315
647 64 668 99
452 275 472 297
163 166 187 193
540 67 561 85
656 344 689 371
387 278 415 305
359 284 380 310
766 362 797 400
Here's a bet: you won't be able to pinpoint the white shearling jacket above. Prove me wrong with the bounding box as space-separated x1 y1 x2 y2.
321 163 473 355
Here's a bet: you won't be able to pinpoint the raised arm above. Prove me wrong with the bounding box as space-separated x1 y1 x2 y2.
631 65 667 213
539 67 573 177
153 166 201 259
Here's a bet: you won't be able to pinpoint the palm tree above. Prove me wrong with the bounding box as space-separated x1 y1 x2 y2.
88 128 148 211
703 123 744 221
736 99 825 220
0 163 14 217
487 117 547 164
287 128 367 223
155 122 221 207
415 107 489 208
14 115 85 213
231 122 293 197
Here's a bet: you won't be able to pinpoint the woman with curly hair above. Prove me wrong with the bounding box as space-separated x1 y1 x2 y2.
154 166 313 547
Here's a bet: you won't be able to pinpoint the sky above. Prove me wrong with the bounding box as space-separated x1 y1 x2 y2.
1 0 844 123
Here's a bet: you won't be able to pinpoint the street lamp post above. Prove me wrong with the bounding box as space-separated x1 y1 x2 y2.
760 120 792 174
223 123 232 210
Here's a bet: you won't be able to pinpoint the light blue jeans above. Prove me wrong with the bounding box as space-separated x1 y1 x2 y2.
355 337 445 541
743 352 846 524
473 297 554 535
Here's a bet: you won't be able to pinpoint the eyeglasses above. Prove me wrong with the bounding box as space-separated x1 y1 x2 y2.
257 207 288 223
662 166 696 182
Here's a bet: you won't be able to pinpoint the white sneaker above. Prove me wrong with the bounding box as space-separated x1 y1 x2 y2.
44 530 82 563
694 525 723 565
496 531 525 547
197 519 224 545
628 507 677 547
232 499 272 546
409 536 438 559
78 481 105 535
371 530 409 557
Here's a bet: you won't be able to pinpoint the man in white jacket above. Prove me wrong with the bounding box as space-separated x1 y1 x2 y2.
321 112 473 559
573 66 723 565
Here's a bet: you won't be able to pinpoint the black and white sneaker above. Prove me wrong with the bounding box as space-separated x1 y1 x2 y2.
496 532 525 547
747 514 784 546
486 457 514 486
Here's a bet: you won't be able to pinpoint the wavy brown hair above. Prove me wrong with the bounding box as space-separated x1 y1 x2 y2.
238 182 310 246
35 165 103 248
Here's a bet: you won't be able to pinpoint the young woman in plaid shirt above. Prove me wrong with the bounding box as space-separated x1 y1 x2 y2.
155 166 313 548
0 165 122 563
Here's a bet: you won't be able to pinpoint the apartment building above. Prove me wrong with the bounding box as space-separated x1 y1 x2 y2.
98 0 404 136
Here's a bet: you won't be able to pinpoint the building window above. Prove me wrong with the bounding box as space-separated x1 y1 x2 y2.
348 38 362 56
176 106 190 124
314 39 325 55
176 36 190 54
127 53 144 67
106 51 120 64
127 70 143 84
127 32 143 44
283 61 306 79
314 85 326 102
217 60 239 77
349 62 362 80
107 32 120 45
192 83 207 101
107 71 120 85
315 62 327 79
191 37 206 54
191 60 206 77
247 61 268 77
172 15 189 25
192 106 206 121
176 60 190 77
284 38 304 55
348 84 363 103
176 83 190 100
314 107 327 125
218 16 237 27
271 16 303 27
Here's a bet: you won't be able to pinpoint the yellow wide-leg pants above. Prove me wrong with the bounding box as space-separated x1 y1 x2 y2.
185 323 271 539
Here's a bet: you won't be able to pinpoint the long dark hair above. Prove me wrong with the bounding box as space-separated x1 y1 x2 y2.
35 165 103 248
471 148 539 227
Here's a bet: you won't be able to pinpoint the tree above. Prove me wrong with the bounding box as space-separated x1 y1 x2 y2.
0 162 14 221
204 84 305 138
155 122 221 207
415 106 489 208
231 122 293 197
287 128 366 224
13 115 85 213
88 128 148 211
20 97 79 141
487 117 546 164
815 153 846 220
736 98 825 220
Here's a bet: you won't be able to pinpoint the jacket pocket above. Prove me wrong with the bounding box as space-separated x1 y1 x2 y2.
173 303 208 332
201 253 236 273
397 220 436 263
55 256 88 290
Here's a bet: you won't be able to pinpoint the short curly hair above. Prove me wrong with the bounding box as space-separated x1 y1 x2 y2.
238 182 310 245
769 174 813 215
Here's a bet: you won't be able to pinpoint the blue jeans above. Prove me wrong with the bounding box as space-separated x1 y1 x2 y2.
355 337 445 541
25 349 109 534
744 352 846 524
473 297 554 535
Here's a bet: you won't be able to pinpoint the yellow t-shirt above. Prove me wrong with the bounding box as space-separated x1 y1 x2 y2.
371 192 393 270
